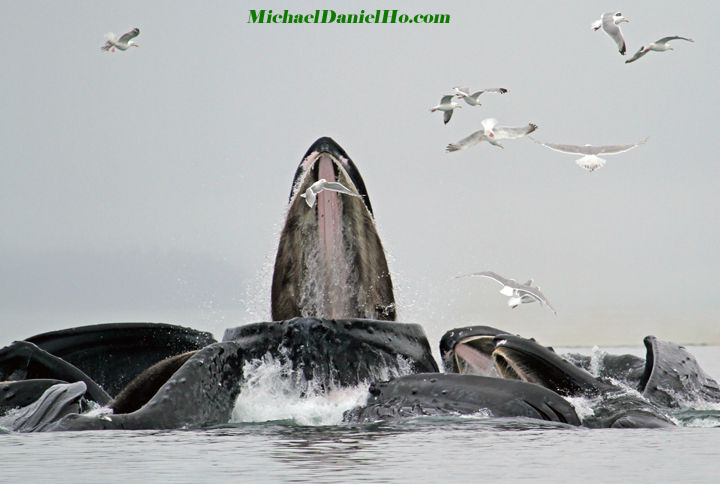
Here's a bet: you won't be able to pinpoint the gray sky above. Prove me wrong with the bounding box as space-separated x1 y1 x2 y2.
1 1 718 348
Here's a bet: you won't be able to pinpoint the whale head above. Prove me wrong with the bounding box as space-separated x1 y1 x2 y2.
271 137 395 321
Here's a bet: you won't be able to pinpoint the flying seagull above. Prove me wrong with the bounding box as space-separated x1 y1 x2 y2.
456 271 557 315
452 87 508 106
447 118 537 152
101 28 141 52
592 12 629 55
625 36 694 64
430 95 463 125
299 179 362 208
532 137 648 172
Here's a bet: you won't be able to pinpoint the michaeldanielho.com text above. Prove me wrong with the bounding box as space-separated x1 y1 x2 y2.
248 10 450 24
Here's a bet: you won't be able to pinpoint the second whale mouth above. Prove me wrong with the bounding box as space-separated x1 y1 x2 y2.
453 336 498 376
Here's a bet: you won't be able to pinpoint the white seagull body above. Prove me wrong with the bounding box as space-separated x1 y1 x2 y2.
102 28 141 52
592 12 629 55
452 87 508 106
430 95 463 125
447 118 538 152
533 138 648 172
456 271 557 315
626 36 694 64
299 179 362 208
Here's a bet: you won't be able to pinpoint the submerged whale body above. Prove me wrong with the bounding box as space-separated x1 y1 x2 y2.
344 373 581 426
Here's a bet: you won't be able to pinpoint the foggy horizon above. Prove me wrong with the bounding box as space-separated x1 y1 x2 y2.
1 0 718 348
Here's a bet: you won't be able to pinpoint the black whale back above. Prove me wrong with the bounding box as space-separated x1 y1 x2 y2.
26 323 216 396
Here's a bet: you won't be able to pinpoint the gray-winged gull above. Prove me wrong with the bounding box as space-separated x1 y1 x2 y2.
447 118 537 151
430 95 463 125
625 36 694 64
452 87 508 106
456 271 557 315
300 179 362 208
592 12 629 55
102 28 141 52
532 137 648 172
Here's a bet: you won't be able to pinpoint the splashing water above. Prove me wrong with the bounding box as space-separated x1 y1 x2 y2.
563 396 596 421
589 345 607 377
230 355 412 426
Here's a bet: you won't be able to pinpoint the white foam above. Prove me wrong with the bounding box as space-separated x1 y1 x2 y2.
230 355 388 426
563 395 596 421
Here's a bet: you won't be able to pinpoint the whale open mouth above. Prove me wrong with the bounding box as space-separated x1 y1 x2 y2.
492 347 540 384
491 336 609 397
271 137 395 322
452 336 498 376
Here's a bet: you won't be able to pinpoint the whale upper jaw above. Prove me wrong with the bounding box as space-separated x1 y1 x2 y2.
290 137 373 214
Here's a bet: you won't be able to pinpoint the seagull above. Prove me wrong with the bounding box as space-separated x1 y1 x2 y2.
452 87 508 106
592 12 629 55
299 179 362 208
532 137 648 172
430 95 463 125
625 36 694 64
446 118 537 152
101 28 141 52
456 271 557 315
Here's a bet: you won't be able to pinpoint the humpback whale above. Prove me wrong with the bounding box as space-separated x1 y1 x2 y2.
0 379 69 415
222 318 437 387
0 381 89 432
639 336 720 407
0 318 437 431
344 373 581 425
0 139 439 431
272 137 396 321
22 322 216 396
2 137 717 433
491 334 675 428
438 325 507 375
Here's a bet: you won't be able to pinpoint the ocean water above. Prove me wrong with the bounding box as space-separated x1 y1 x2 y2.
2 346 719 483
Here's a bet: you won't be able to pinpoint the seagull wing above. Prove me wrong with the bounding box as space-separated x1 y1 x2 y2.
455 271 516 288
446 130 486 152
483 88 508 94
440 95 454 105
656 36 694 45
493 123 538 140
321 182 362 197
443 110 454 125
625 47 649 64
516 287 557 315
593 139 647 155
118 28 140 44
602 14 626 55
534 139 646 156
